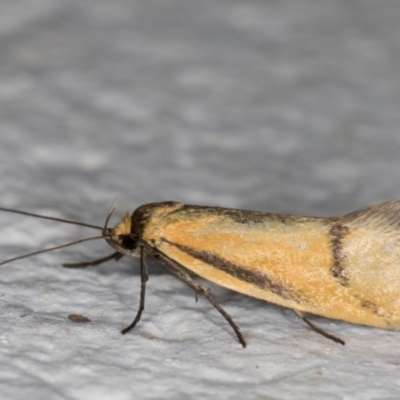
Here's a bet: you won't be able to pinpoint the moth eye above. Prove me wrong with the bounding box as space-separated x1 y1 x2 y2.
119 235 137 250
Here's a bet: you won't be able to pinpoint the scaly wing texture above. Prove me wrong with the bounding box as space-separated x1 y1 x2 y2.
139 202 400 329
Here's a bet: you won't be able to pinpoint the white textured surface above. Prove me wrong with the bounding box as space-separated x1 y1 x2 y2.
1 1 400 399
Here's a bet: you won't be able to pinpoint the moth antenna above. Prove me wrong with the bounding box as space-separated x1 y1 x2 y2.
0 235 105 267
0 207 103 231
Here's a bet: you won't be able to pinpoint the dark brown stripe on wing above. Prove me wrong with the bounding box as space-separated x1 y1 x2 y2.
164 240 301 303
329 223 350 286
358 298 392 319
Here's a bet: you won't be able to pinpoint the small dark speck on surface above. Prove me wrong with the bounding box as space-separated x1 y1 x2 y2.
68 314 91 323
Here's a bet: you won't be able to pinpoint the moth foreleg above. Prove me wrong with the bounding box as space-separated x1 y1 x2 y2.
63 252 124 268
121 247 149 334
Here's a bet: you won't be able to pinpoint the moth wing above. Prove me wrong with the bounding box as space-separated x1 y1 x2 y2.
340 200 400 322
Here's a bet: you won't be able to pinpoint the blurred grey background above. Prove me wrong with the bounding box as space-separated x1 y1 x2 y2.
2 0 400 216
1 1 400 399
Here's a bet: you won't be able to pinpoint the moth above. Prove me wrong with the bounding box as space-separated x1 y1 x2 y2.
1 199 400 347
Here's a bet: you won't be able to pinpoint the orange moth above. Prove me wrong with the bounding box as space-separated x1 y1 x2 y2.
1 199 400 347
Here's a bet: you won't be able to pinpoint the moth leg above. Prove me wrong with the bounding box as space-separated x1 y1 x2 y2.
121 246 149 334
157 253 246 348
63 252 124 268
293 310 345 345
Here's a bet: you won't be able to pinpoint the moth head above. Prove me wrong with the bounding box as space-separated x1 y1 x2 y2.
105 213 140 256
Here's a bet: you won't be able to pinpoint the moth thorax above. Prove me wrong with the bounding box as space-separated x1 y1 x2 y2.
112 213 132 236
